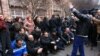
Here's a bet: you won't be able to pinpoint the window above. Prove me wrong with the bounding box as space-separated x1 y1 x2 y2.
36 9 46 16
9 0 21 6
11 8 27 19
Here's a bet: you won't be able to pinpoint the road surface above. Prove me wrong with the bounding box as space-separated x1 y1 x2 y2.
49 42 100 56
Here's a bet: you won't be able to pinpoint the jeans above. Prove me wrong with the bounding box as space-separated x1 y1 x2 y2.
56 27 62 37
71 35 85 56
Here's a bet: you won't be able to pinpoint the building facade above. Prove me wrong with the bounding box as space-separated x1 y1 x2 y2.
0 0 11 18
0 0 65 19
1 0 99 19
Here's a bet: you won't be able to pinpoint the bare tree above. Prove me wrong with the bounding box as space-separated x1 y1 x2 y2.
54 0 70 15
20 0 50 18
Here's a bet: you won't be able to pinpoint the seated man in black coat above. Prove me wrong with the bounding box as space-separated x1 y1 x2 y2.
31 27 41 41
40 31 56 56
51 30 65 50
62 28 74 45
26 35 43 56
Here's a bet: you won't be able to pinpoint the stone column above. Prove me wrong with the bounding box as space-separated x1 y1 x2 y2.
0 0 2 15
46 0 54 19
1 0 11 19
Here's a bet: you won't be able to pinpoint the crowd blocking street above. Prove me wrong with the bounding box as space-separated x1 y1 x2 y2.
0 2 100 56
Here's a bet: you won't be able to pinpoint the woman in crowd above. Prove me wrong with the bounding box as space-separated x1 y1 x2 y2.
24 16 35 34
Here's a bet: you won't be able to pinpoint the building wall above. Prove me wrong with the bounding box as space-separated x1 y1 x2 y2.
1 0 11 19
0 0 65 19
9 0 27 19
46 0 65 18
1 0 100 19
10 8 27 19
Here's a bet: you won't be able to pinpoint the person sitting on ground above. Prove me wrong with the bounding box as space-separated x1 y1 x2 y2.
11 38 27 56
62 28 74 45
26 35 43 56
51 30 65 50
40 31 54 56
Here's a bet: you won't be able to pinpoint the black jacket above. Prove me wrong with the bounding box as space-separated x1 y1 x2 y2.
56 18 62 27
32 30 41 40
39 20 49 32
26 40 41 55
51 34 60 43
0 29 13 56
40 36 52 47
71 8 91 36
49 18 57 29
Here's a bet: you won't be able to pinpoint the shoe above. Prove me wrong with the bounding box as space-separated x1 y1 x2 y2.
77 55 80 56
66 54 70 56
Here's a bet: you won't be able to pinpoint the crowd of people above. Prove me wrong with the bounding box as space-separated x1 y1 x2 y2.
0 13 76 56
0 2 100 56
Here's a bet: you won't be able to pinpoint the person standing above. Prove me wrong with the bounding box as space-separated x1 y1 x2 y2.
49 15 57 33
92 9 100 56
88 20 97 49
92 10 100 41
68 3 92 56
24 16 35 34
39 17 49 32
0 15 13 56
